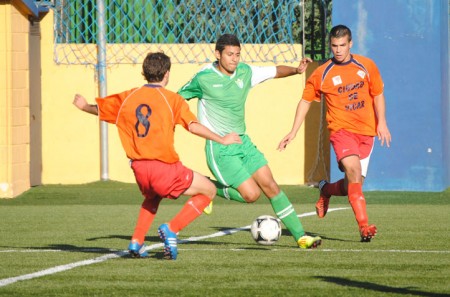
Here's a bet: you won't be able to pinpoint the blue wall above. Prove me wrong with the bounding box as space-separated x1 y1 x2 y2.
331 0 449 191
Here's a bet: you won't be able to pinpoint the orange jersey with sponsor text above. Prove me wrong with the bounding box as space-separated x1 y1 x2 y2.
96 85 197 163
302 54 384 136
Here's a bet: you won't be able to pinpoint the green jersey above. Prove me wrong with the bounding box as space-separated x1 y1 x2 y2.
178 62 276 136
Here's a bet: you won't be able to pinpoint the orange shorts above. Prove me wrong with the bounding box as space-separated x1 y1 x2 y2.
330 129 374 177
131 160 193 200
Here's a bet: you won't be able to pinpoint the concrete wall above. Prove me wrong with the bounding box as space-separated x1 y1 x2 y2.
38 11 309 187
0 2 30 198
0 3 330 198
4 1 447 197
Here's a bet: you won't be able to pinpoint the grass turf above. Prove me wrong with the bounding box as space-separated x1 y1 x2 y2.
0 182 449 296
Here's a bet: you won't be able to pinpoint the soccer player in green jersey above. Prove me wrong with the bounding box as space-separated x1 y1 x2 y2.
178 34 322 249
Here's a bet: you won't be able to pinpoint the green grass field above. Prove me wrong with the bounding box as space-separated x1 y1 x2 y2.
0 182 449 296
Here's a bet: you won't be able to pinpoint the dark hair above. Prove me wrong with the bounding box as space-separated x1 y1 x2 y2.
215 34 241 54
142 52 171 83
330 25 352 42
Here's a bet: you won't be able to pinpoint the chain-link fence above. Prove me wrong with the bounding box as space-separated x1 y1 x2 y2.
35 0 331 183
36 0 331 66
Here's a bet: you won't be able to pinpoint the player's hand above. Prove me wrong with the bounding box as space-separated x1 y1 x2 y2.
222 132 242 145
377 122 391 147
73 94 88 111
277 132 296 151
296 57 313 74
73 94 98 115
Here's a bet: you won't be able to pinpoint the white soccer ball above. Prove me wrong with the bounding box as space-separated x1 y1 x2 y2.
250 215 282 245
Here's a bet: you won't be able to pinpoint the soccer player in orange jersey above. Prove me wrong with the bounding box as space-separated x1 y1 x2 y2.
278 25 391 242
73 52 242 259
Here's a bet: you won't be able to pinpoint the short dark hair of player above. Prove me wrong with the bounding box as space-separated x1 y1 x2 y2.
215 34 241 54
142 52 171 83
330 25 352 42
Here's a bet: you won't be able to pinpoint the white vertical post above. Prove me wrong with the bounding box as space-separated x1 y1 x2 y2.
96 0 109 180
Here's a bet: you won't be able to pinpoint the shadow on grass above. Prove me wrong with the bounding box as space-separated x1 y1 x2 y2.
281 229 354 243
1 242 173 260
315 276 448 297
207 226 356 244
0 244 119 254
9 226 356 257
86 234 160 243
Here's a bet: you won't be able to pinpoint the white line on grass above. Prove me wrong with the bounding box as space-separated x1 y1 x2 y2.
0 248 120 253
4 247 449 255
0 207 347 287
320 249 450 254
175 248 450 254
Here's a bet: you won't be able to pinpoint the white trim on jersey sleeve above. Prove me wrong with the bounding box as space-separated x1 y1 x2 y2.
197 99 221 135
249 65 277 87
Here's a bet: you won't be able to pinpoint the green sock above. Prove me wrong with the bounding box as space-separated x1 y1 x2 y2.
270 191 305 241
211 180 246 203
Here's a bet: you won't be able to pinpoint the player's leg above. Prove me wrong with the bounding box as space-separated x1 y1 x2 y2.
253 165 303 239
214 175 262 203
316 130 354 218
316 177 347 217
128 194 162 257
235 178 261 203
210 178 248 203
320 178 347 197
341 156 370 239
128 160 164 258
205 138 258 203
158 170 215 260
316 131 351 217
167 172 215 233
354 134 376 241
358 179 376 239
241 136 320 247
200 178 254 215
253 165 321 249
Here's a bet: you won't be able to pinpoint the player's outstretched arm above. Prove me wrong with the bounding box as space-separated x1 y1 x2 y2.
296 57 313 74
278 132 296 152
274 57 312 78
278 100 311 151
188 122 242 145
73 94 99 115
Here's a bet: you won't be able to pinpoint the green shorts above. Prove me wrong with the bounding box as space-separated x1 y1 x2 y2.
205 134 267 188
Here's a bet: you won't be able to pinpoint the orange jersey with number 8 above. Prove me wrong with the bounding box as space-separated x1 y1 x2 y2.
96 85 197 163
302 54 384 136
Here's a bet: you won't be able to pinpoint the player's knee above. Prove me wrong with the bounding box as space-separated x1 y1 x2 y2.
259 180 280 198
198 178 216 199
344 167 362 182
205 183 217 200
242 188 261 203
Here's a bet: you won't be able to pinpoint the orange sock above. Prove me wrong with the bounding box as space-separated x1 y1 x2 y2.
131 196 162 244
323 178 347 197
169 195 211 233
347 183 368 227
